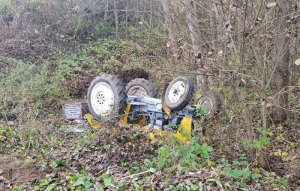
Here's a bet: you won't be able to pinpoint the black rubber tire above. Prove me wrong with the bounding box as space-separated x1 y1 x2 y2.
126 78 157 98
197 93 221 118
164 76 194 111
87 74 127 120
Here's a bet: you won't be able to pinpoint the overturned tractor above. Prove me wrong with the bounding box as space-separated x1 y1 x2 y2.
83 74 221 142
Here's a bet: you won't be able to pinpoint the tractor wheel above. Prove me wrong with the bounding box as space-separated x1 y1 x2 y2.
164 76 194 111
126 78 157 98
87 74 127 120
196 93 221 118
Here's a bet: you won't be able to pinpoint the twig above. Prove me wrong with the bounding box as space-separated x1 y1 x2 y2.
118 169 153 181
247 10 300 38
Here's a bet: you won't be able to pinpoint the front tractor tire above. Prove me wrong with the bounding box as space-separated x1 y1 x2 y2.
87 74 127 120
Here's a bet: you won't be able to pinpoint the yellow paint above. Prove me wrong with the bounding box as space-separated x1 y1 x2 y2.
163 105 171 117
173 117 193 143
85 113 101 129
120 104 131 125
85 104 193 144
120 104 147 126
149 132 155 140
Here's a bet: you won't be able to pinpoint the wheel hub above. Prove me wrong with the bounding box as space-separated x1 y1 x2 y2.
168 81 186 103
90 82 115 116
198 97 213 115
128 86 148 97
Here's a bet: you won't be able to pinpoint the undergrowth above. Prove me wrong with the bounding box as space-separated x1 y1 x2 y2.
0 124 292 190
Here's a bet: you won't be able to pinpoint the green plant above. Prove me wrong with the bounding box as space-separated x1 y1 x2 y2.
69 175 93 190
51 160 67 168
243 136 270 152
195 106 208 118
101 171 113 187
271 177 288 188
32 170 94 191
242 128 272 152
221 157 261 189
257 127 273 136
34 178 57 191
149 138 213 170
0 126 17 138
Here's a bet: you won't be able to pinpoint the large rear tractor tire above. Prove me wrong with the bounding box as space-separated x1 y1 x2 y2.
87 74 127 120
126 78 157 98
164 76 194 111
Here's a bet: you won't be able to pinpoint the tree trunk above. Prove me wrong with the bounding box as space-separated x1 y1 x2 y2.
113 0 119 38
272 1 293 123
162 0 179 59
184 0 202 58
183 0 208 92
104 0 109 22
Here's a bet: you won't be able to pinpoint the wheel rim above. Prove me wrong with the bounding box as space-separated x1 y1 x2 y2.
127 86 148 97
197 97 213 115
90 82 115 116
168 81 186 104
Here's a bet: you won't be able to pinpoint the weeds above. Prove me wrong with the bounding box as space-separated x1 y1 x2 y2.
146 138 213 171
242 128 272 152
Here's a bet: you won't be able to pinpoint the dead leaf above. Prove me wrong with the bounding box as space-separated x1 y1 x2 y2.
295 58 300 66
266 2 277 9
218 50 223 57
11 172 21 181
